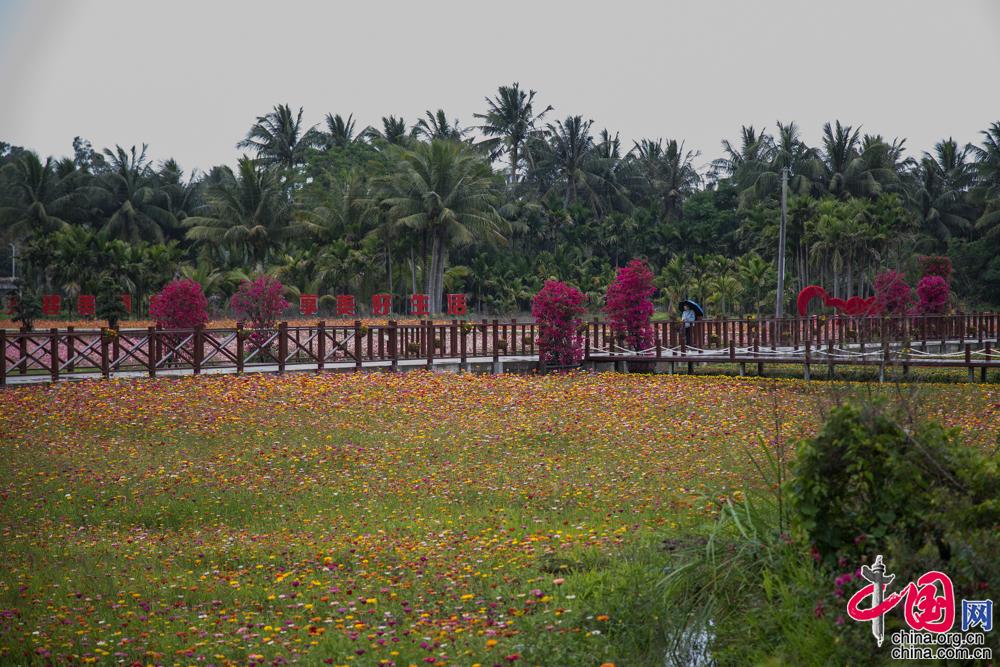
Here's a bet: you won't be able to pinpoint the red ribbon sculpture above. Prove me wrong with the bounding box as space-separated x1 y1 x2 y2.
797 285 877 317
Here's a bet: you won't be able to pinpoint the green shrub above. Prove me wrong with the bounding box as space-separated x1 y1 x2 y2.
791 402 999 566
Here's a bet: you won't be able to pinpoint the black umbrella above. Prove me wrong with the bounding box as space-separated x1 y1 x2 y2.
679 299 704 317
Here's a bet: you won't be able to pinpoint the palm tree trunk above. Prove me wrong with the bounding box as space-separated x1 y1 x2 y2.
409 247 417 296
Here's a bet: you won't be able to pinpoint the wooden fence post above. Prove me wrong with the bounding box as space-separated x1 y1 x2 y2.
389 320 398 372
966 343 973 383
18 326 27 375
193 325 204 375
354 320 363 372
460 321 468 370
66 326 75 373
426 320 434 370
755 330 763 377
0 329 5 386
100 329 110 379
492 319 500 364
317 321 326 371
147 326 156 377
983 341 992 382
804 339 811 381
236 327 244 374
277 322 287 373
50 328 59 382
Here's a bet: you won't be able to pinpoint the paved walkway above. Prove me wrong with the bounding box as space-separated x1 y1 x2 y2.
2 355 539 386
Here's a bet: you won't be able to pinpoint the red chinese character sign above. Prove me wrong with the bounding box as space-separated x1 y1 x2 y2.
847 555 957 648
42 294 61 316
77 295 96 316
336 295 355 316
120 294 132 314
299 294 318 316
410 293 429 317
447 293 467 316
5 296 16 315
371 293 392 316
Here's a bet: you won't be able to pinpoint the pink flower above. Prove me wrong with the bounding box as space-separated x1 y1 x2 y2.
604 259 655 350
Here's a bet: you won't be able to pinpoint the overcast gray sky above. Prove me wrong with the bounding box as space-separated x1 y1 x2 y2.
1 0 998 175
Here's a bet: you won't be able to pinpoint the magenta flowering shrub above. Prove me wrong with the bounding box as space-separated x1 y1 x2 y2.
149 279 209 330
531 280 587 366
872 271 913 315
604 259 656 350
915 275 950 315
917 255 953 283
230 276 289 347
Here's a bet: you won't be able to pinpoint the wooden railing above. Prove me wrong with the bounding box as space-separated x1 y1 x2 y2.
2 313 999 385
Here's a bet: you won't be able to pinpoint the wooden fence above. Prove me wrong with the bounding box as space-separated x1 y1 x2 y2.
2 313 999 385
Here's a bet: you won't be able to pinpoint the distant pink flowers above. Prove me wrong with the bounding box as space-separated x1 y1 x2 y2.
872 271 913 315
531 280 587 366
604 259 655 350
231 276 289 343
149 279 209 330
915 275 949 315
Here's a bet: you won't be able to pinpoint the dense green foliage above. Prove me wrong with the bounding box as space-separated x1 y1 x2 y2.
3 88 1000 314
663 400 1000 664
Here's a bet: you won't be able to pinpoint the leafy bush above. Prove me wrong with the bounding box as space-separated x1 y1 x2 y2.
792 402 999 565
917 255 953 283
915 275 949 314
96 281 128 329
149 279 209 330
531 280 587 366
662 401 1000 665
604 259 655 350
872 270 913 315
230 276 289 346
10 290 42 331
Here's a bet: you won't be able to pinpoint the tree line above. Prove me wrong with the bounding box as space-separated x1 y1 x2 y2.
2 83 999 317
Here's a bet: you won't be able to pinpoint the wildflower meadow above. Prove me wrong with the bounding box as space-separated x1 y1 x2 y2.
1 372 996 666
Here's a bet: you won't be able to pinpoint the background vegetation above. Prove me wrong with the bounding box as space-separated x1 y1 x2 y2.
3 84 999 316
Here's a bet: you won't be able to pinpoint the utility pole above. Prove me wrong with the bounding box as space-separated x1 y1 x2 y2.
775 167 788 319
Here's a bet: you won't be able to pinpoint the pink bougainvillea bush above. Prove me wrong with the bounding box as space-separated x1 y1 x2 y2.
531 280 587 366
872 271 914 316
915 275 950 315
917 255 953 283
604 259 656 350
149 279 209 330
230 276 289 347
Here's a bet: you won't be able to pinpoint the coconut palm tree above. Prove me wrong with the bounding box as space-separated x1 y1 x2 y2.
367 116 410 146
321 113 368 149
294 170 376 245
908 139 975 240
474 83 553 183
184 157 292 270
821 121 882 198
734 122 824 206
96 145 177 243
237 104 319 171
537 116 626 213
0 152 88 243
623 138 700 221
412 110 467 142
379 140 507 312
972 121 1000 237
710 125 773 184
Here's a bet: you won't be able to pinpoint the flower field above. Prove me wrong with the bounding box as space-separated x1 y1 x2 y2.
0 373 996 666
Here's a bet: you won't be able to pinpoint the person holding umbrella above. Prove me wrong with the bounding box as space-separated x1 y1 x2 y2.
679 299 704 345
